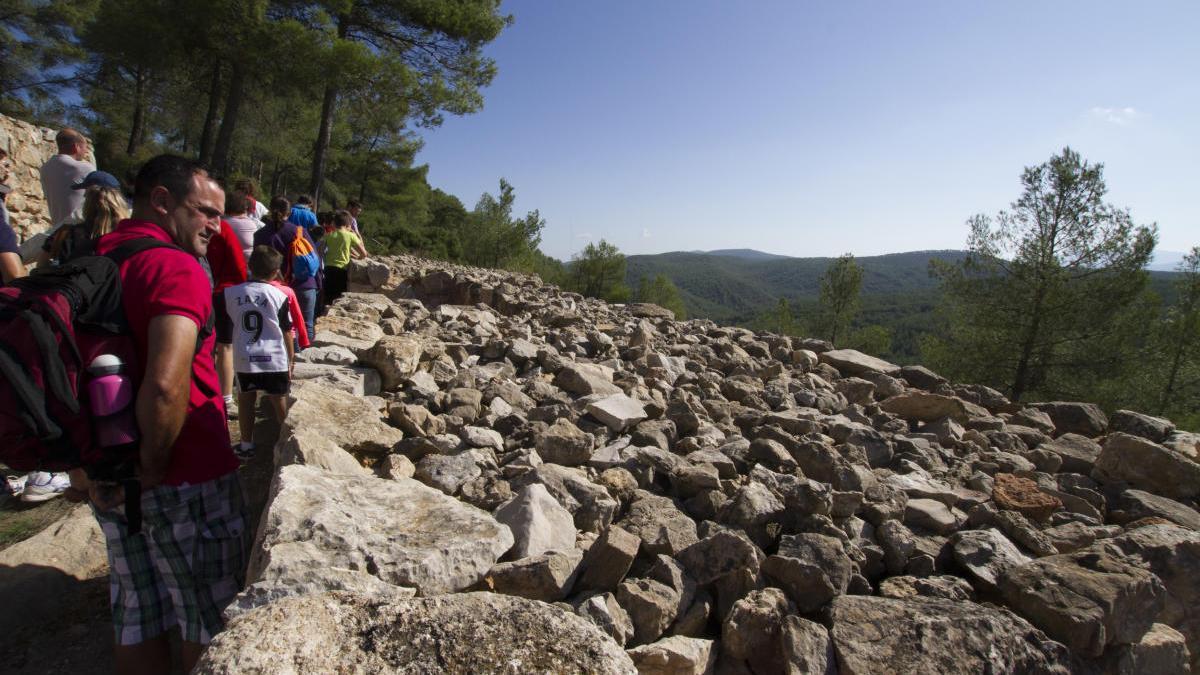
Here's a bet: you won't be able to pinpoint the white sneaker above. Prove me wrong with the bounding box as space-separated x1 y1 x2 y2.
21 471 70 502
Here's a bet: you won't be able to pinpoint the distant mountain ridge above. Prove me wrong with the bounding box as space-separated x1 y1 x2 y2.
626 249 969 322
703 248 792 261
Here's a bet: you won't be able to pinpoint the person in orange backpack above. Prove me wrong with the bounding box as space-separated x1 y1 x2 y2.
253 196 319 341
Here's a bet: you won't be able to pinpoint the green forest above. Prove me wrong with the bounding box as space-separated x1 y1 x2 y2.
3 3 1197 428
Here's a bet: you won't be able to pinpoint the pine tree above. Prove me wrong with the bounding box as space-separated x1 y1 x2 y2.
635 274 687 319
927 147 1157 402
814 254 863 345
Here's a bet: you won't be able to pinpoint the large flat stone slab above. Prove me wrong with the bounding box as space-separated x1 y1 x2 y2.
196 591 636 674
247 464 513 596
274 381 400 474
829 595 1071 674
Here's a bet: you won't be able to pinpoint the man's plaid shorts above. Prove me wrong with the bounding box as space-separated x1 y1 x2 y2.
92 471 248 646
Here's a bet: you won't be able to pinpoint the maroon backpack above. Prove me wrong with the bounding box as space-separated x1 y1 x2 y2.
0 237 216 532
0 239 173 479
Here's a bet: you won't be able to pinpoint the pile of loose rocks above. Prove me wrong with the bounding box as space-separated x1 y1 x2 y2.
197 254 1200 674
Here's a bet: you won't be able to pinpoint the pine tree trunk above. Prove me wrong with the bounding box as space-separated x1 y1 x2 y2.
1010 287 1046 402
310 83 338 205
211 62 246 178
309 16 349 206
198 62 222 166
126 66 146 156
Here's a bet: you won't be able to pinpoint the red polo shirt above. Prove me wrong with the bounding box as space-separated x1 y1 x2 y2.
208 219 248 291
97 219 237 486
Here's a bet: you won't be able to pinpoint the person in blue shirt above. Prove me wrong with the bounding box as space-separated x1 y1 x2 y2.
256 196 319 340
288 194 318 230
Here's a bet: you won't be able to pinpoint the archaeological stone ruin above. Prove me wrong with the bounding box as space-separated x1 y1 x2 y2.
183 253 1200 674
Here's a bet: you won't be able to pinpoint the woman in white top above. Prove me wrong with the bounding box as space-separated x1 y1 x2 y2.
224 189 262 260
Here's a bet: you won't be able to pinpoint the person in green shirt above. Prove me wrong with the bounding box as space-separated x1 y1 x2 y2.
323 209 368 304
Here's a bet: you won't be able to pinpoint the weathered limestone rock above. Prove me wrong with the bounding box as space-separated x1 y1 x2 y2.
536 417 594 466
722 588 793 674
999 551 1166 657
357 334 427 390
587 393 649 432
290 362 382 396
828 595 1071 674
575 592 635 647
992 473 1062 522
904 497 965 535
1037 433 1103 474
414 452 482 495
1091 524 1200 670
389 403 446 439
1102 623 1191 675
717 481 785 547
310 315 386 353
878 575 975 601
493 483 577 559
616 578 681 646
1114 490 1200 531
0 504 108 635
380 453 416 479
950 528 1031 592
247 465 513 596
626 636 716 675
676 530 761 585
555 362 623 396
1109 410 1175 444
229 564 416 620
196 592 636 674
510 462 619 533
485 548 583 602
619 491 699 557
780 615 836 675
762 533 852 612
275 381 399 473
818 349 901 376
1092 433 1200 500
880 391 971 422
1031 401 1108 437
578 525 640 592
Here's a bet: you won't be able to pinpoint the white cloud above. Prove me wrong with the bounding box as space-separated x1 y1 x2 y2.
642 228 652 238
575 232 593 240
1090 107 1140 126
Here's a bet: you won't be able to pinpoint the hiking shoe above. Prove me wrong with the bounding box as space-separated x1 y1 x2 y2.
233 442 256 462
5 474 27 498
21 471 70 502
225 397 239 421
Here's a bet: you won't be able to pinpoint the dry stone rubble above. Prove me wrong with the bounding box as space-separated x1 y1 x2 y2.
198 253 1200 674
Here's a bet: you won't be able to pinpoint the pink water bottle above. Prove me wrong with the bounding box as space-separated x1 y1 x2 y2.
87 354 138 447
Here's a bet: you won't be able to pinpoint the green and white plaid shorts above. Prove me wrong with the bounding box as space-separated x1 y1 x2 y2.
92 471 248 646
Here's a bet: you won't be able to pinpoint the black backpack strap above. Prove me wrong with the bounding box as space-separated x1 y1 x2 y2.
105 237 177 266
103 237 219 398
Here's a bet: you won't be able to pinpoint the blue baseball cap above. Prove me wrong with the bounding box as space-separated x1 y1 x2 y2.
71 170 121 190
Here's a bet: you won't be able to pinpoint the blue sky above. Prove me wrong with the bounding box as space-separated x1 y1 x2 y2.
416 1 1199 262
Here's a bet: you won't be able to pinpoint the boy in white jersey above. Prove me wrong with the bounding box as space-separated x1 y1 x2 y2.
216 245 295 459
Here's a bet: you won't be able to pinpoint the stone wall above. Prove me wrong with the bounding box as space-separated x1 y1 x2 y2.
0 113 95 241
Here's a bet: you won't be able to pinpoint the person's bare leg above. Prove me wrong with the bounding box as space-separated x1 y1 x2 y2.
181 640 205 673
216 344 234 400
237 391 257 443
267 393 288 423
114 635 171 675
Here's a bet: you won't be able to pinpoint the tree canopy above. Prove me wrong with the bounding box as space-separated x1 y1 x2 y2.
926 147 1157 402
813 253 863 345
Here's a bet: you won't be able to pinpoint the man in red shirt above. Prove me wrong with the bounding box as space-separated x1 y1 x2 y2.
90 154 244 675
206 216 248 418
